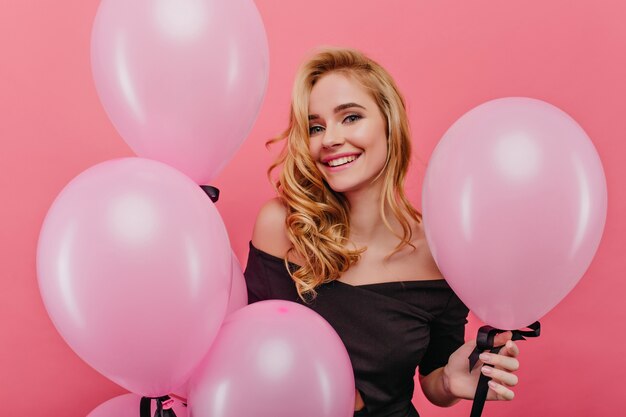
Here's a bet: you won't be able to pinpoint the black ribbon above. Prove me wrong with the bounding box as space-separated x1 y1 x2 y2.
468 321 541 417
140 396 178 417
200 185 220 202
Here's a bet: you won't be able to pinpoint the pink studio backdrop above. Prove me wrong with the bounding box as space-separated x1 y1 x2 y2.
1 1 624 416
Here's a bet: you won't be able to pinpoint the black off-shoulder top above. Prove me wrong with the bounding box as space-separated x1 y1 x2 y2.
244 242 469 417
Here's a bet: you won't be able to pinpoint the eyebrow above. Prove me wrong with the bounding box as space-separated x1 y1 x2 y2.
308 102 366 120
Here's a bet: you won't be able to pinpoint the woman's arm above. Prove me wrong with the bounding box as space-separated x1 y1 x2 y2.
245 198 291 303
418 366 460 407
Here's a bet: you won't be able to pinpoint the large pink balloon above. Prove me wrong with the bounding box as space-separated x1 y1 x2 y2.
88 394 188 417
37 158 232 396
171 253 247 400
188 301 355 417
422 97 607 330
91 0 269 184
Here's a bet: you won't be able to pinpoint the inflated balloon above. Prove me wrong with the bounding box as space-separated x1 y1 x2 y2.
91 0 269 184
226 251 248 315
37 157 232 396
188 300 355 417
171 253 247 400
422 97 607 330
87 394 188 417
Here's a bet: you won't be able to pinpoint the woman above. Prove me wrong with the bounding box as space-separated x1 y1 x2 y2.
244 48 520 417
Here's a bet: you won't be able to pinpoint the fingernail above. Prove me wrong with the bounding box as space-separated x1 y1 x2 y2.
481 366 492 375
488 380 498 389
479 353 491 363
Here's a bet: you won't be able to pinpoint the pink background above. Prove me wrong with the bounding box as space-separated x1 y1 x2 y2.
1 0 625 416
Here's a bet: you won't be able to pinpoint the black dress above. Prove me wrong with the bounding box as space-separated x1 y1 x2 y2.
244 242 469 417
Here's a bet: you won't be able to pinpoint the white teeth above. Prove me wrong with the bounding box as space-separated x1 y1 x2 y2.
327 155 358 167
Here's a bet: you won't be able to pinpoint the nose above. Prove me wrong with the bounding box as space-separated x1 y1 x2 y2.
321 125 345 149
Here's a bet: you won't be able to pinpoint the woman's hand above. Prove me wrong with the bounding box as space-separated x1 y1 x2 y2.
442 332 520 401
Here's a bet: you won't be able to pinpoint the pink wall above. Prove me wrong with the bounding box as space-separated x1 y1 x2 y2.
1 0 625 415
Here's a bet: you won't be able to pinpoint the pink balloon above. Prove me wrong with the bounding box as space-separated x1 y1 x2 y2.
88 393 188 417
422 97 607 330
225 252 248 316
171 253 246 401
188 301 355 417
37 158 232 396
91 0 269 184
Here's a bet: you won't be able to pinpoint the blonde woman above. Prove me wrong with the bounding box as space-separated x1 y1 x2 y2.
244 48 520 417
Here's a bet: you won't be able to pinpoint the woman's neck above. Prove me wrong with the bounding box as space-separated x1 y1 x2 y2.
344 179 390 244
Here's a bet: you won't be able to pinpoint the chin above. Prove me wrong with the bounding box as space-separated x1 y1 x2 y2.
325 181 361 194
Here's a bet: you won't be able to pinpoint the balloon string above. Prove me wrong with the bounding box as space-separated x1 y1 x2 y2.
139 395 178 417
468 321 541 417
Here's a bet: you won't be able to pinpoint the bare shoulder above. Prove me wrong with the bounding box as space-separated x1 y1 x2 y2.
251 197 291 258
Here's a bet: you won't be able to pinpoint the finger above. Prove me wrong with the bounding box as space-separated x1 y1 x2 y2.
488 380 515 400
479 353 520 371
481 366 519 387
498 340 520 358
493 331 513 347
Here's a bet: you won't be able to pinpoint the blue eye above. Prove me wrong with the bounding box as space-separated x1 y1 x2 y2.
309 125 324 136
343 114 362 124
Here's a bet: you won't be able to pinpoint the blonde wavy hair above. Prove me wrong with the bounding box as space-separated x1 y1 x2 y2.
268 47 421 300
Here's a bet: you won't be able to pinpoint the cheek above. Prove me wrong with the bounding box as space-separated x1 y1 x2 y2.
308 141 318 159
369 133 388 164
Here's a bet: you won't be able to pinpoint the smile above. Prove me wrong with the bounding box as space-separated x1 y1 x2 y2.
324 154 361 167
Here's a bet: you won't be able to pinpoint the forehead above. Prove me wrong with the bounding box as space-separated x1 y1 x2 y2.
308 72 375 113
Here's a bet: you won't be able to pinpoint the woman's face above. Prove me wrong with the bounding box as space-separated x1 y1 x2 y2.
307 72 388 195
